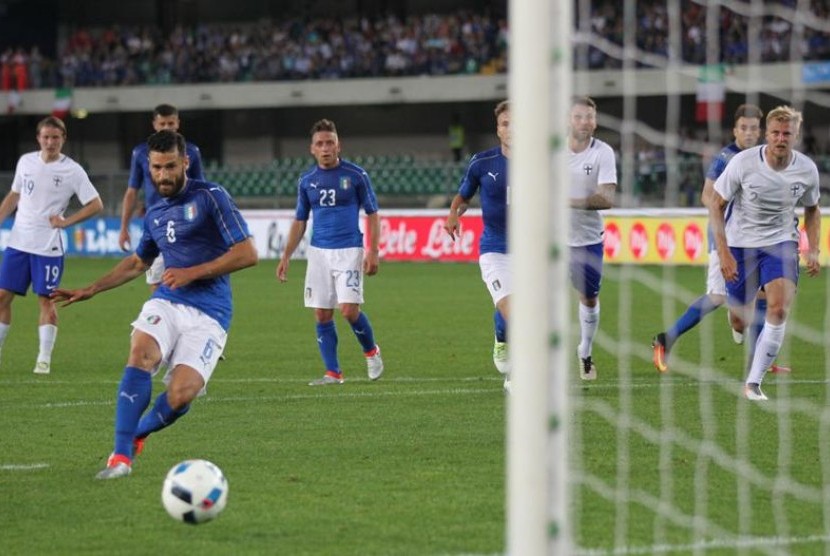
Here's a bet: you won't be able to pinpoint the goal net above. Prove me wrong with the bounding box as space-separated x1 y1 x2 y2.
509 0 830 553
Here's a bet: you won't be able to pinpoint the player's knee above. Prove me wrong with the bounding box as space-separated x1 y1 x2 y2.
339 304 360 322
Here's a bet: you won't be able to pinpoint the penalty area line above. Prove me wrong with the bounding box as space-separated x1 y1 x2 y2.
0 463 50 471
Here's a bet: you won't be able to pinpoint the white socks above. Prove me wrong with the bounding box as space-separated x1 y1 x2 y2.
746 320 785 385
578 302 600 360
37 324 57 363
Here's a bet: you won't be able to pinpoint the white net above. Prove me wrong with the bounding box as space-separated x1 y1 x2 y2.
513 0 830 553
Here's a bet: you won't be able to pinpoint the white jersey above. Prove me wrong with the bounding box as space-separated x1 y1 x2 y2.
9 151 100 256
713 145 819 248
569 137 618 247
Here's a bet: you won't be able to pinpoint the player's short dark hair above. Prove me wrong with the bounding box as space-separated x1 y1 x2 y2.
310 119 337 136
494 100 509 118
572 96 597 110
153 104 179 118
734 104 763 122
147 129 186 155
36 116 67 137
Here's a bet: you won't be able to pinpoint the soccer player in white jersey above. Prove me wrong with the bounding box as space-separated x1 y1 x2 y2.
709 105 820 401
53 130 258 479
277 119 384 386
0 116 103 375
652 104 787 374
444 100 511 392
568 96 617 381
119 104 204 292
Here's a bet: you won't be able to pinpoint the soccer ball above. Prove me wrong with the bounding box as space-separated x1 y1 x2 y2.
161 459 228 524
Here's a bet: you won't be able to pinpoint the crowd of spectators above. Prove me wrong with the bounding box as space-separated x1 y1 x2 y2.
1 2 828 90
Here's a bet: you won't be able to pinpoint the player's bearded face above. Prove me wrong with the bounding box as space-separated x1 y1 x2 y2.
149 151 189 197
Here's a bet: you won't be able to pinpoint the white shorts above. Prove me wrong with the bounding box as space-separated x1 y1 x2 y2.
479 252 512 305
304 246 365 309
131 298 227 395
145 254 165 285
706 249 727 296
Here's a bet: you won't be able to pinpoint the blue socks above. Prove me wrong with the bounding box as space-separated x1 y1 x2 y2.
316 321 340 373
113 366 152 459
135 391 190 441
349 312 377 353
666 294 721 348
494 310 507 343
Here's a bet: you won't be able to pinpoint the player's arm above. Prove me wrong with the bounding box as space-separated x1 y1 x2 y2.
49 195 104 229
52 253 150 306
119 187 139 251
0 190 20 224
364 212 380 276
803 204 821 277
444 193 471 240
571 182 615 210
706 191 736 282
163 237 258 290
699 178 716 207
276 219 308 282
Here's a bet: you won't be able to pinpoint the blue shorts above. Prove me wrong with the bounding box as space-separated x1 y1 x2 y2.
0 247 64 296
570 242 604 299
726 241 799 306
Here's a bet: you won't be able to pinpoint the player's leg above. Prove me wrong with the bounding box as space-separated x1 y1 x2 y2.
135 309 226 452
304 247 343 385
653 251 726 372
31 253 63 374
97 300 169 479
335 248 383 380
746 288 790 373
0 248 33 365
570 244 602 381
479 253 512 383
744 243 798 400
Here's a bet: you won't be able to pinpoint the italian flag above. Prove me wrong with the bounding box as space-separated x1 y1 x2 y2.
52 88 72 119
695 64 726 123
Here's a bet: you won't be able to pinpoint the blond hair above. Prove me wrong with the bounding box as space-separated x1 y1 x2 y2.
766 105 802 133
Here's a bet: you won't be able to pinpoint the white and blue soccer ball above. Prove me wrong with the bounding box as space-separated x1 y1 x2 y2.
161 459 228 524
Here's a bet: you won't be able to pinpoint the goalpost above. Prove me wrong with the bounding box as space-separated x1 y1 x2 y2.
507 0 571 554
508 0 830 554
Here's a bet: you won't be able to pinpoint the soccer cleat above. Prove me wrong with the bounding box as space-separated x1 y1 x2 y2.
580 356 597 381
651 333 668 373
366 345 384 380
133 436 146 458
96 453 132 480
769 363 791 374
744 383 768 401
492 340 509 375
32 361 50 375
309 371 345 386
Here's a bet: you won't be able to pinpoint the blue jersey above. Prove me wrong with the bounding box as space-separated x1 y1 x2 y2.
457 146 508 254
294 159 379 249
136 179 252 330
706 142 742 252
128 142 204 210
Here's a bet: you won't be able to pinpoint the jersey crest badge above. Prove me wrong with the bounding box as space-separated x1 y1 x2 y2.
184 202 198 221
340 177 351 190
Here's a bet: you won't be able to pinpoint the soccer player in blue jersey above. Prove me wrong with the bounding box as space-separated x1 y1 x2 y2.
0 116 103 375
709 105 820 400
444 100 510 391
651 104 788 375
52 130 258 479
568 96 617 381
119 104 205 292
277 119 384 386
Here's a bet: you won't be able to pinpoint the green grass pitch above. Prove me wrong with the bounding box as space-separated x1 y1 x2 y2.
1 259 828 555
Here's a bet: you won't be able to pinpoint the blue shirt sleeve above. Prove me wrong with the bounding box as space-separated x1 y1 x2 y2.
356 170 379 215
295 178 311 221
186 143 205 181
127 145 144 190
